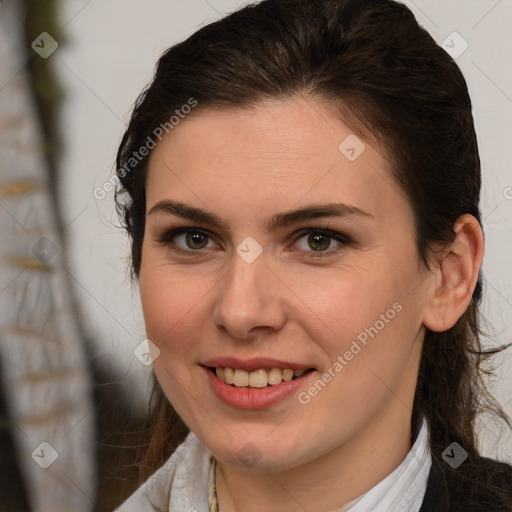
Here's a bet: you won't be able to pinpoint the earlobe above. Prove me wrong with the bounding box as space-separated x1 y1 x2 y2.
422 214 484 332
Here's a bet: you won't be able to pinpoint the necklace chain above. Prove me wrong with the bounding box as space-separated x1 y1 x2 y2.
208 455 219 512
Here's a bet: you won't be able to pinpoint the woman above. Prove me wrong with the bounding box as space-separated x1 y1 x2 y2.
113 0 512 510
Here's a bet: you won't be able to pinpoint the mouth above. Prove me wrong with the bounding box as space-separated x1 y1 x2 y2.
205 366 316 388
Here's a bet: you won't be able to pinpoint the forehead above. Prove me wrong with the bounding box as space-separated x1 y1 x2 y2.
145 96 408 228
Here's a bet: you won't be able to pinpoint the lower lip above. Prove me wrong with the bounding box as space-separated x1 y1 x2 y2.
203 366 315 409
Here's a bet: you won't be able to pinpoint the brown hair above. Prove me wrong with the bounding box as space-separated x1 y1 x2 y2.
114 0 512 506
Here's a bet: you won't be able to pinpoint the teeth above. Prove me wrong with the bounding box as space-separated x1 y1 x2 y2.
233 369 249 387
223 367 234 385
282 368 293 381
215 367 310 387
268 368 283 385
249 369 268 388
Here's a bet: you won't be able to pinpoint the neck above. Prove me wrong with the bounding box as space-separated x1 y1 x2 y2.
215 406 413 512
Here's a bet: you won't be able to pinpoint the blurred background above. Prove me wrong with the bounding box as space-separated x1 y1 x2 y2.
0 0 511 510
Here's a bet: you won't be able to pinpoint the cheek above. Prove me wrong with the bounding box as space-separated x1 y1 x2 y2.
298 292 419 432
298 255 420 380
138 262 208 358
294 265 399 345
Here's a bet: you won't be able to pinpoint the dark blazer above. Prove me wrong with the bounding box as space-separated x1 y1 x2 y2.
419 454 512 512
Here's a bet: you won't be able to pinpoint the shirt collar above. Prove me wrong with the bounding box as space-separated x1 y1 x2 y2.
340 415 431 512
114 416 431 512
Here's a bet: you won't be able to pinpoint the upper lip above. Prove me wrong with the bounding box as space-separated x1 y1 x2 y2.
202 356 314 372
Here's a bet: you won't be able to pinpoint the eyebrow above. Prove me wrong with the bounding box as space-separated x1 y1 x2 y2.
147 199 373 231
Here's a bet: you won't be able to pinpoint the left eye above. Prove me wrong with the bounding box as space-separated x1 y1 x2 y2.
293 228 350 254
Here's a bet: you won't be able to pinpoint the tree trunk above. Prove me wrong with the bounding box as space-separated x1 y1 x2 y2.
0 1 96 510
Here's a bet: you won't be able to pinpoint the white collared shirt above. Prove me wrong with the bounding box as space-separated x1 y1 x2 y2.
115 416 431 512
339 416 431 511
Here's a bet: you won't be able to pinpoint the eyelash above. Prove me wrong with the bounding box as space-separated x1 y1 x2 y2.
156 226 352 258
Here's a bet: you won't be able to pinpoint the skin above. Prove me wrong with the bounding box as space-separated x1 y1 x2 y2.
139 95 484 511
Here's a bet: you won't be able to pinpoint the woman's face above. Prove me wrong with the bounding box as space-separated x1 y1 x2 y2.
139 96 434 471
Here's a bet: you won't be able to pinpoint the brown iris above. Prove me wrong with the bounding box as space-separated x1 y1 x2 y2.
308 232 330 251
186 230 209 249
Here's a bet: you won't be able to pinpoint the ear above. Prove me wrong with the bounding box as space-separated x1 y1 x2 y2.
422 214 484 332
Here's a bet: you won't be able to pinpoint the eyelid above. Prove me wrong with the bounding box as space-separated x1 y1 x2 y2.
293 227 351 245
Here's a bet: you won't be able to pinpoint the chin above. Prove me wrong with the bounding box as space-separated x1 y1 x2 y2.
199 425 314 472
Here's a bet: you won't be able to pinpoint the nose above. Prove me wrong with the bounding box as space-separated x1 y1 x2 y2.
212 253 286 341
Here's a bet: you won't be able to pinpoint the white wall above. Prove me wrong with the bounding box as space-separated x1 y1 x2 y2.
55 0 512 459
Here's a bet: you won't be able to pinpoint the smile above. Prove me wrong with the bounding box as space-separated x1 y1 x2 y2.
202 363 316 409
212 367 313 388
